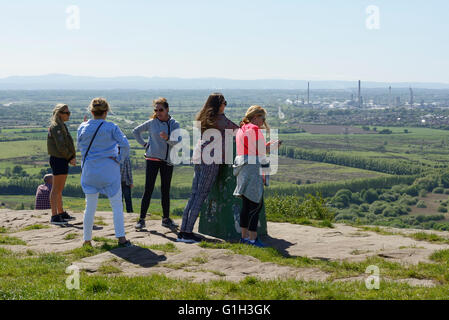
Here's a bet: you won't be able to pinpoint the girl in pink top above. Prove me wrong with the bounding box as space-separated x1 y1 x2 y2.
233 105 281 247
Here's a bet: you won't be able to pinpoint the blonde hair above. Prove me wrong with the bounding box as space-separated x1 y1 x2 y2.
240 105 270 131
50 103 69 126
89 98 110 117
151 97 169 119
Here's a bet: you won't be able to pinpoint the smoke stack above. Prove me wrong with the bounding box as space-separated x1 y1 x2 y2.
358 80 361 108
307 81 310 105
389 86 392 107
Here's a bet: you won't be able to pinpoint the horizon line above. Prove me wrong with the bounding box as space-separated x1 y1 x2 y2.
1 73 449 85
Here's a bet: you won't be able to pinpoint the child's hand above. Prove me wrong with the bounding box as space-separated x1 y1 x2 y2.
266 140 281 153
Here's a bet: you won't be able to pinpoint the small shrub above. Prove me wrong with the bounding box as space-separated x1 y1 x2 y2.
419 189 427 197
416 200 427 208
335 212 356 221
359 203 370 212
382 206 398 217
433 187 444 194
361 188 379 204
369 200 388 215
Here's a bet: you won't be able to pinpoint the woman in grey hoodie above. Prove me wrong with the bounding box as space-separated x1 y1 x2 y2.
133 97 181 230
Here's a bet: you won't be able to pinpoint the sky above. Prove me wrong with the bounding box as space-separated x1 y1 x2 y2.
0 0 448 83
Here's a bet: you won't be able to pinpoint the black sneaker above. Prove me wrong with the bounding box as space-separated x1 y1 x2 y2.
135 219 146 230
117 240 133 248
60 211 75 221
50 214 68 226
176 232 202 244
162 217 179 229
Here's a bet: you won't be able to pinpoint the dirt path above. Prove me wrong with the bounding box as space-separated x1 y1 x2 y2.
1 209 448 286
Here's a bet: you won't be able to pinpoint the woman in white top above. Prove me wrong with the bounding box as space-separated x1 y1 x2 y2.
77 98 132 247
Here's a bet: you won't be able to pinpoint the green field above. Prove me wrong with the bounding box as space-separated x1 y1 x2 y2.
0 140 47 160
280 126 449 166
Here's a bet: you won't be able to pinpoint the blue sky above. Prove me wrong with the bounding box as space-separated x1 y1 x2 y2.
0 0 448 82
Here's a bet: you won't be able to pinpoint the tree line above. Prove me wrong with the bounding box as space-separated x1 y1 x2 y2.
278 145 427 175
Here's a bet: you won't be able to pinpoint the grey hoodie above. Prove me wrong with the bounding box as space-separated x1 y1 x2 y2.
133 116 181 164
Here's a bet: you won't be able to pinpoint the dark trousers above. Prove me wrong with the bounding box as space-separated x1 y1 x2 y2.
240 195 263 232
140 160 173 220
121 182 133 213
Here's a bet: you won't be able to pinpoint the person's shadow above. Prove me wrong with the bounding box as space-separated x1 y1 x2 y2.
110 245 167 268
147 229 223 244
148 230 178 242
63 222 102 231
259 235 295 258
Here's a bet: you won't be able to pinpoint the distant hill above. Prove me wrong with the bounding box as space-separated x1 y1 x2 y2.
1 74 448 90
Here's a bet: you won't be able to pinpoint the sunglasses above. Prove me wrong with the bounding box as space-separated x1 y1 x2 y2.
154 108 165 112
60 111 71 115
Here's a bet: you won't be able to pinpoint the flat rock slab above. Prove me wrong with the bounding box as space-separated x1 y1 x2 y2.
265 222 449 265
74 246 329 283
1 209 449 284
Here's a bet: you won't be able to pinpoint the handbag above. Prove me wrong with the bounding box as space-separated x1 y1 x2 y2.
81 121 104 170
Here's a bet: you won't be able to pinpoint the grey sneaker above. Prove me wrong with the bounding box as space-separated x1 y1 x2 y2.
135 219 146 230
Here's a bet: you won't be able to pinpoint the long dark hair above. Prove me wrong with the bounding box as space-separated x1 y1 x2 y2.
195 93 225 133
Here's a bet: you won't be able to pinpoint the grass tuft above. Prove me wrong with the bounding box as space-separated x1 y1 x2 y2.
21 224 50 231
98 263 123 275
0 235 26 245
410 232 449 244
63 233 79 240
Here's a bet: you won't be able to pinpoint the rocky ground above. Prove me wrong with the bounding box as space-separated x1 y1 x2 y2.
2 209 449 287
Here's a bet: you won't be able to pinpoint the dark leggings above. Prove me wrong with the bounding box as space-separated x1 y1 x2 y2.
121 182 133 213
140 160 173 220
240 195 263 232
